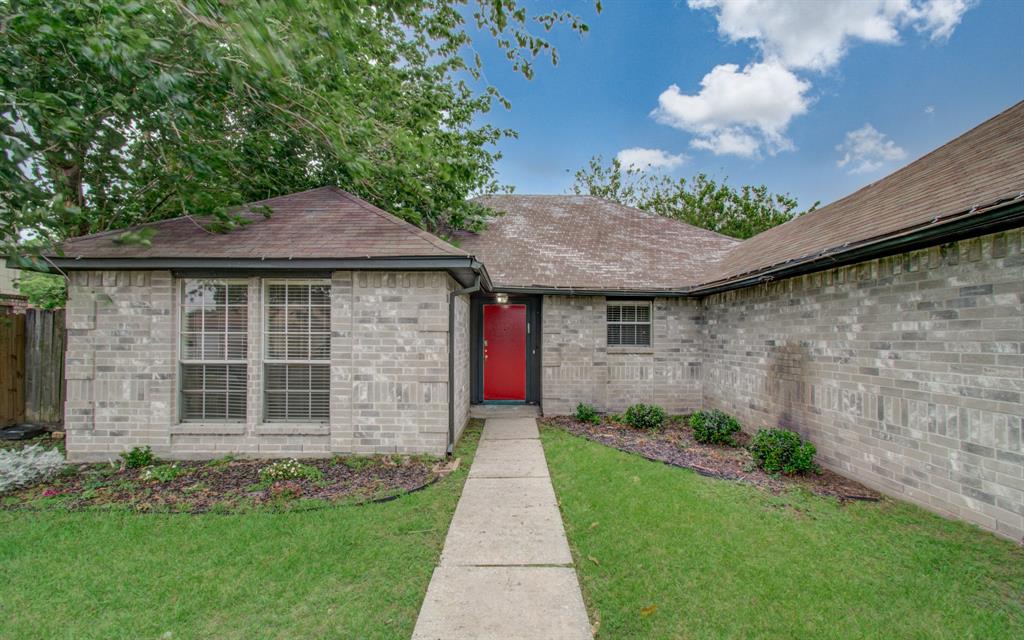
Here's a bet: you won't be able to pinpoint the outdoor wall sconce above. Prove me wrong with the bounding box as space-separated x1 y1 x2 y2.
495 293 509 304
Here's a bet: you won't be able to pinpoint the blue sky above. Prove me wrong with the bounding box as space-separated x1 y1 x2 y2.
469 0 1024 209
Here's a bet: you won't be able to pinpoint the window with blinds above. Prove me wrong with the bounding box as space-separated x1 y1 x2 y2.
264 282 331 422
607 302 652 347
180 281 248 421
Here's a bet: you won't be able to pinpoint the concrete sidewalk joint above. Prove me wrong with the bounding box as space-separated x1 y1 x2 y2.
412 417 593 640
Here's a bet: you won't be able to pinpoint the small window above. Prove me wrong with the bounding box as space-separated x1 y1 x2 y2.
607 301 651 347
180 280 248 421
263 281 331 422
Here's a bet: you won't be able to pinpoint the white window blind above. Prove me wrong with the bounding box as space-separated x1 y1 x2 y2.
180 281 248 421
264 282 331 422
607 301 652 347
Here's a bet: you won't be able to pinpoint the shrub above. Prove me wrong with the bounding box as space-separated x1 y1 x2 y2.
0 444 66 493
750 428 819 475
575 403 600 424
259 459 324 484
141 463 183 483
689 409 742 446
623 403 666 431
120 446 155 469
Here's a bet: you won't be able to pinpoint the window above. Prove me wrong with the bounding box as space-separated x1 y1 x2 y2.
607 301 652 347
264 281 331 422
180 281 248 421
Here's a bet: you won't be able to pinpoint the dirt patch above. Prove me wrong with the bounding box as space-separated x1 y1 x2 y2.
545 416 880 502
3 454 458 513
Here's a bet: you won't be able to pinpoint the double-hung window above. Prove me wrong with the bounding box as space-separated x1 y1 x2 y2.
264 281 331 422
180 280 248 421
607 301 652 347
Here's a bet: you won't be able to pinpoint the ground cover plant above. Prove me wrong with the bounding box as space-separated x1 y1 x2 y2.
541 426 1024 639
0 421 482 639
544 413 875 501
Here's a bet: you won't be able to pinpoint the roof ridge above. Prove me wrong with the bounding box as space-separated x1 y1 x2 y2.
327 187 467 256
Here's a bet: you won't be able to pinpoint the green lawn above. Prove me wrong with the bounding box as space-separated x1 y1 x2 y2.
541 426 1024 640
0 424 480 640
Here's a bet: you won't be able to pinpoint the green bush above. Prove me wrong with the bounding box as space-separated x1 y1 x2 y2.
16 271 66 309
749 428 819 475
259 459 324 483
689 409 742 446
120 446 155 469
623 403 666 431
574 403 600 424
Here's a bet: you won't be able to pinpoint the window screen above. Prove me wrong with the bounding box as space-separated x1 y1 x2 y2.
607 302 652 347
264 282 331 422
180 281 248 421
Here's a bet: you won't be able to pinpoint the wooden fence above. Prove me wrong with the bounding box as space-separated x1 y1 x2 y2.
0 313 25 426
0 309 65 428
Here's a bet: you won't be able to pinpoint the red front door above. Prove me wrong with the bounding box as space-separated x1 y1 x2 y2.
483 304 527 401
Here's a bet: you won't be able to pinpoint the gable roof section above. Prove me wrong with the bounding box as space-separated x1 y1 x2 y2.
54 186 468 260
702 101 1024 288
455 195 740 292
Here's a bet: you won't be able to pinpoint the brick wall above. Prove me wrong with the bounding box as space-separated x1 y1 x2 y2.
452 291 471 442
65 270 175 459
65 270 460 461
541 295 703 416
702 230 1024 540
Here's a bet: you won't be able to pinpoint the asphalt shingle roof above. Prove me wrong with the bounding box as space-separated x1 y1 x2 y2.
56 186 467 259
455 195 740 291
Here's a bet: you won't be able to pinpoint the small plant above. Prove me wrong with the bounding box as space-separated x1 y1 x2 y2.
0 445 66 493
259 459 324 484
575 403 600 424
141 463 183 483
339 456 376 471
689 409 742 446
750 428 819 475
120 446 155 469
623 403 666 431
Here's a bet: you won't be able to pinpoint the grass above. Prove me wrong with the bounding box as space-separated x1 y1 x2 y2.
0 421 482 640
541 425 1024 640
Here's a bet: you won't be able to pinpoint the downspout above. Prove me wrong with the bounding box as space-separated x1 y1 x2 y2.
447 274 482 456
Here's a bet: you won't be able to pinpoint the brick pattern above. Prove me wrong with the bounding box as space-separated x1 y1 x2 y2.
541 296 703 416
702 230 1024 541
452 291 471 442
65 270 460 460
65 270 175 459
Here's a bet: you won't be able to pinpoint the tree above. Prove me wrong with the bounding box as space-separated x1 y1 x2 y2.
1 0 596 261
572 156 817 239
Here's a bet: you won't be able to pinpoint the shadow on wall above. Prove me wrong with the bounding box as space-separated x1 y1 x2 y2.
767 340 810 433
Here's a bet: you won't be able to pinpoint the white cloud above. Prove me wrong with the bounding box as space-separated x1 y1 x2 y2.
924 105 935 114
651 62 811 157
688 0 975 71
836 124 907 174
616 147 688 171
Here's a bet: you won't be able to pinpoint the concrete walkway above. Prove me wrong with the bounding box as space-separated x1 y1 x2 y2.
412 418 592 640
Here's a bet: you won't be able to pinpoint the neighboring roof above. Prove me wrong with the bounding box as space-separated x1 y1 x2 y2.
703 100 1024 287
454 195 740 292
54 186 467 260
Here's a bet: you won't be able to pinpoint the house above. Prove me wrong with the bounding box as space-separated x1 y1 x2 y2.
0 264 28 314
33 101 1023 539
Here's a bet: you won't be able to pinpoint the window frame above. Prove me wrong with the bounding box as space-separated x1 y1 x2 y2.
261 278 332 423
178 278 250 423
606 300 653 348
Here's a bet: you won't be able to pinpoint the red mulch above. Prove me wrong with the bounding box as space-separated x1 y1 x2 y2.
545 416 880 502
4 455 457 514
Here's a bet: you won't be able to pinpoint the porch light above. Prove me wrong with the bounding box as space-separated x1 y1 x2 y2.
495 293 509 304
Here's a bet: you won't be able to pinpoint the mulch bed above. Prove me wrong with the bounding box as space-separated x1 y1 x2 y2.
545 416 880 502
3 454 458 514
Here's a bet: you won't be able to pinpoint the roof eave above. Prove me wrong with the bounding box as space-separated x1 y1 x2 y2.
691 195 1024 296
